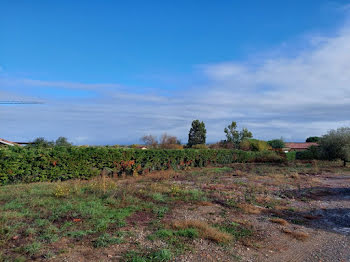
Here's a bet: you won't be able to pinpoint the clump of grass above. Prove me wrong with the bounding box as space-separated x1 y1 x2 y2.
176 228 199 238
289 173 300 179
282 228 309 241
66 229 94 240
234 169 245 176
92 233 123 248
237 203 262 214
151 193 167 202
209 167 233 173
171 220 232 243
124 249 173 262
270 218 289 226
150 228 199 240
219 222 253 241
22 241 41 256
53 184 70 198
152 206 169 218
151 229 174 239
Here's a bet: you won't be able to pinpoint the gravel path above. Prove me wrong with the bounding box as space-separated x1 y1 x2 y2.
267 174 350 262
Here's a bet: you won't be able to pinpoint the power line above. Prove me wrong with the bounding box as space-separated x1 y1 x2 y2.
0 101 43 105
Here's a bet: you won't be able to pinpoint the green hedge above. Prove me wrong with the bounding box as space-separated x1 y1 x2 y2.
295 146 320 160
0 147 284 185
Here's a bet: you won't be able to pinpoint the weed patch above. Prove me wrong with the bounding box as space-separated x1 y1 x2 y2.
171 220 232 243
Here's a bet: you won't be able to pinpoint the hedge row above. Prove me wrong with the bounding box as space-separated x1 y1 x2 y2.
0 147 284 185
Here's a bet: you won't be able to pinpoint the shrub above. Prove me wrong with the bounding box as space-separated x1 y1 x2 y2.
191 144 208 149
239 139 271 151
209 141 235 149
296 146 320 160
286 151 296 161
318 127 350 166
267 139 285 149
0 147 284 185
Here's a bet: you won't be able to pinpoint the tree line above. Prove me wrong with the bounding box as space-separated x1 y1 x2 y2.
25 120 350 166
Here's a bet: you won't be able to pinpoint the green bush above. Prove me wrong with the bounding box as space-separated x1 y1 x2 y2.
191 144 208 149
239 139 271 151
0 147 284 185
267 139 285 149
286 151 296 161
295 146 320 160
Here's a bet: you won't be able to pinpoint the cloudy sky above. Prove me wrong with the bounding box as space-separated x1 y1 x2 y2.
1 1 350 145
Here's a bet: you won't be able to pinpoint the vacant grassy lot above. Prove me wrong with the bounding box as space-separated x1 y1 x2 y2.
0 161 349 261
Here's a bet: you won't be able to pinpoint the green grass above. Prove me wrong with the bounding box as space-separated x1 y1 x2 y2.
124 249 173 262
151 193 167 202
208 167 233 173
92 233 123 248
22 241 41 256
66 229 95 240
0 180 140 260
219 222 253 241
149 228 199 240
152 206 169 218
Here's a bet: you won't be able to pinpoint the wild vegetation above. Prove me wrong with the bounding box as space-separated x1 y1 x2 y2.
0 161 348 261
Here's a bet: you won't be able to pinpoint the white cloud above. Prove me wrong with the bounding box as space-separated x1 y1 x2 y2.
1 17 350 144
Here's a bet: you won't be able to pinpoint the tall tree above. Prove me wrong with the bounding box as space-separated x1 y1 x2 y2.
224 121 252 146
31 137 54 148
141 135 158 148
55 137 72 147
188 120 206 147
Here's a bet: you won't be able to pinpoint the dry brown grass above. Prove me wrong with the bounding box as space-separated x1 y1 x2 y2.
290 172 300 179
270 218 289 226
171 220 233 243
234 170 246 176
282 228 310 241
237 203 263 214
196 201 214 206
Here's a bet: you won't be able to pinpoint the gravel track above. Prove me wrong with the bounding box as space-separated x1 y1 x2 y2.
267 175 350 262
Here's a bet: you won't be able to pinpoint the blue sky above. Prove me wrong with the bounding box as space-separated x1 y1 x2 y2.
1 0 350 144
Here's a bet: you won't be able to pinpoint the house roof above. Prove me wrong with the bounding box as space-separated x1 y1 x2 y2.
284 142 318 149
0 138 19 146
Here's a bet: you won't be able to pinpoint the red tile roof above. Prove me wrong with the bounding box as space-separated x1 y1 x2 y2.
284 142 318 149
0 138 19 146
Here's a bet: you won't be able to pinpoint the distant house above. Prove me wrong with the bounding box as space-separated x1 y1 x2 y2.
0 138 19 147
283 142 318 152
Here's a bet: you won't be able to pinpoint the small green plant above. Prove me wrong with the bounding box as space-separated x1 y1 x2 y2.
23 242 41 256
151 193 167 202
176 228 199 238
92 233 123 248
220 222 253 240
66 230 94 240
154 229 174 239
124 249 173 262
53 184 70 198
152 206 169 218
